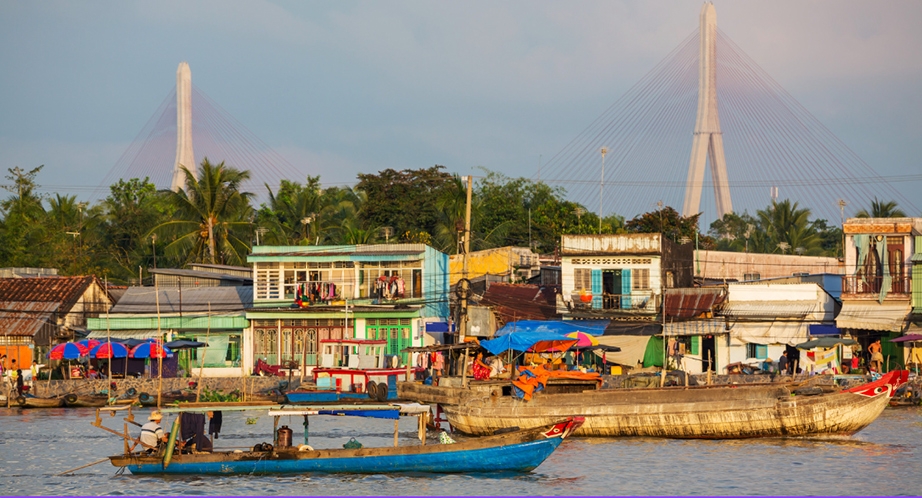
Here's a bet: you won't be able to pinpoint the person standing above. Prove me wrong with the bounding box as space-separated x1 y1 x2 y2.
868 339 883 372
430 346 444 385
15 369 24 396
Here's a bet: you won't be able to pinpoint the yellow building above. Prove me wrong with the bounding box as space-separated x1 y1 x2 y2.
448 247 540 286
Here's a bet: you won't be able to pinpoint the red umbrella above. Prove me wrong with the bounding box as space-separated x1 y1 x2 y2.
47 342 88 360
77 339 101 350
130 342 172 359
89 342 129 359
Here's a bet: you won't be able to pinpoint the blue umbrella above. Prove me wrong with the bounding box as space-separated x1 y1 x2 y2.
129 342 172 358
88 342 129 359
47 342 88 360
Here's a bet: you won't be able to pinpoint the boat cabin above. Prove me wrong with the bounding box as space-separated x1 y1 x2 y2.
319 339 387 369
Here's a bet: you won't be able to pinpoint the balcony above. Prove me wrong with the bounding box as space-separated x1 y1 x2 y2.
568 292 657 313
841 275 911 300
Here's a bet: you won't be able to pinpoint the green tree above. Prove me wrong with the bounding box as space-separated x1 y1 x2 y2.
256 177 325 245
855 197 906 218
97 177 170 283
0 166 47 267
625 205 701 242
756 199 821 255
356 166 454 240
152 159 254 265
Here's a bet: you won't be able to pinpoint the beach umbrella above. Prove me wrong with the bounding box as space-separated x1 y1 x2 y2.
566 331 600 348
47 342 88 360
164 340 209 349
130 342 172 359
117 338 155 348
889 334 922 344
88 342 129 359
77 339 101 350
795 337 857 350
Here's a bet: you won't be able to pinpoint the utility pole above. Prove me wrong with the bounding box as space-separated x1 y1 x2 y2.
838 199 847 259
460 175 472 388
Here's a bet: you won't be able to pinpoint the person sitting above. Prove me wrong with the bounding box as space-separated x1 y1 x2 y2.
86 366 100 380
133 411 168 454
471 352 492 381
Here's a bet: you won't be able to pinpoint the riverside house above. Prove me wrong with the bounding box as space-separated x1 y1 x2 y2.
246 244 450 377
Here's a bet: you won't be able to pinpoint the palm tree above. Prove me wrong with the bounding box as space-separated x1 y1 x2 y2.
258 177 324 245
855 198 906 218
152 159 254 265
756 199 821 255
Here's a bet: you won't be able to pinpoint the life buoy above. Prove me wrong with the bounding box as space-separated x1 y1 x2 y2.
139 392 152 403
126 387 137 396
297 444 314 452
16 395 27 406
64 393 78 405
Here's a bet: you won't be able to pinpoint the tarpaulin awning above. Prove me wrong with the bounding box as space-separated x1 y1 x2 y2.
424 321 455 333
592 335 654 367
808 324 841 336
495 320 609 336
663 319 726 337
719 301 816 319
480 332 576 355
728 321 810 346
835 302 910 332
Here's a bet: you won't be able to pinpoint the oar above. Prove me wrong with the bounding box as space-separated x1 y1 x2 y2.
56 458 110 476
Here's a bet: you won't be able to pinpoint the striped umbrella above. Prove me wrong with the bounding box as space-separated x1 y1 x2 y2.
47 342 88 360
77 339 102 351
130 342 172 359
88 342 129 359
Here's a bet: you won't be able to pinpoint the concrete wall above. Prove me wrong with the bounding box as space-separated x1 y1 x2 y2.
695 250 842 281
13 376 286 398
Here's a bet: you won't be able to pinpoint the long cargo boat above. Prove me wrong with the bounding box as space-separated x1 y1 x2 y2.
398 370 907 439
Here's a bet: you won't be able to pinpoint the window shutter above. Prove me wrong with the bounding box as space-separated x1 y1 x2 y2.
621 269 632 309
591 269 602 309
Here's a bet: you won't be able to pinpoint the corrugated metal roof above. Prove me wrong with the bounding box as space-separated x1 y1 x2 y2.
479 283 559 322
561 234 662 256
0 301 60 336
149 268 251 282
835 302 910 332
718 301 816 319
110 286 253 313
665 287 726 319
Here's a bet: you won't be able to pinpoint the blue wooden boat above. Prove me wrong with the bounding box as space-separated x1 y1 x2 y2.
98 403 583 475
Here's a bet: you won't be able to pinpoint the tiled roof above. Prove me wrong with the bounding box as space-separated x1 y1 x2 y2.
0 275 100 304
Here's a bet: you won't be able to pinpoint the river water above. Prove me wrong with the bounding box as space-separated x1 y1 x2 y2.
1 405 920 496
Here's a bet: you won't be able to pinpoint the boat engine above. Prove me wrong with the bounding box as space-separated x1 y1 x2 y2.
277 425 293 448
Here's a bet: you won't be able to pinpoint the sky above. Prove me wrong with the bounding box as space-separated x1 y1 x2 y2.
1 0 920 220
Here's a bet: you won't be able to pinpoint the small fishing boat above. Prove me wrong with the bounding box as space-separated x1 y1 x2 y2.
138 391 196 407
64 393 140 408
92 403 582 475
400 370 908 439
15 394 65 408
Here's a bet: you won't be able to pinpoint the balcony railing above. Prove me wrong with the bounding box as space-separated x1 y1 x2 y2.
569 292 656 312
841 275 911 296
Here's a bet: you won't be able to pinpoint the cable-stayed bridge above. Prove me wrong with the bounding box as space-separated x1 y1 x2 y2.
95 3 918 226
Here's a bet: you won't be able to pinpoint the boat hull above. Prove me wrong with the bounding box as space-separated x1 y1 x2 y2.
403 371 906 439
109 419 578 475
16 396 65 408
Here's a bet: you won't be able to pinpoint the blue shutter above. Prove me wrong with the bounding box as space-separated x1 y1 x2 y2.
621 269 632 309
756 344 768 360
591 269 602 309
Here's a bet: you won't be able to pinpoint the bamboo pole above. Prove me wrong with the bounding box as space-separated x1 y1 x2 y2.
195 303 211 402
155 280 162 408
56 458 111 476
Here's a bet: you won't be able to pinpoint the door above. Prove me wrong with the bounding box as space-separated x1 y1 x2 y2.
602 270 621 310
701 335 716 372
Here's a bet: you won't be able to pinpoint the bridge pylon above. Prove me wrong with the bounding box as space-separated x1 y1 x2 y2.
170 61 196 192
683 2 732 219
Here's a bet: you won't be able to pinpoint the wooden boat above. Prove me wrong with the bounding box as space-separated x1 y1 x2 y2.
138 391 196 406
15 394 65 408
399 370 908 439
64 393 139 408
93 403 583 475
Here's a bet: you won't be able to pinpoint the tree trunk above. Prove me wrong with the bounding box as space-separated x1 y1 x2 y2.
207 215 216 264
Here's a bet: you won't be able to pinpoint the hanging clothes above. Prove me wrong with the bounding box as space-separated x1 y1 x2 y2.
208 411 223 439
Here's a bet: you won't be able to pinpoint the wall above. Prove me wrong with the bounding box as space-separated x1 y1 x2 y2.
15 376 285 398
695 250 842 281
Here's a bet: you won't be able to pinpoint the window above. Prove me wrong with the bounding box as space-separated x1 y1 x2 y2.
632 268 651 290
573 269 592 291
746 343 767 359
225 335 241 364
